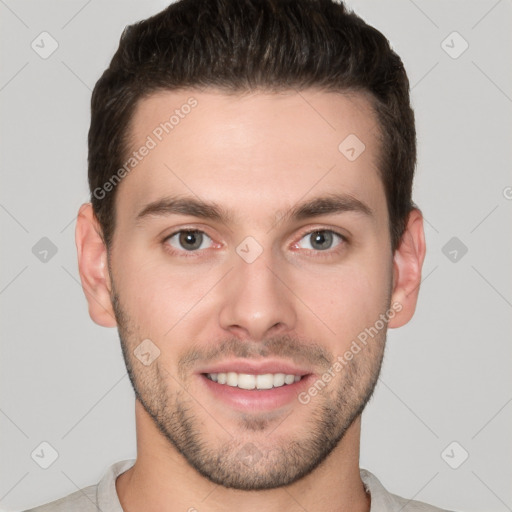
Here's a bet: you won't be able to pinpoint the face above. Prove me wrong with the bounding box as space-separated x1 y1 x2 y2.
106 88 395 489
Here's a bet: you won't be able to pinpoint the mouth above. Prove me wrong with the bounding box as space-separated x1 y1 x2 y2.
204 372 303 390
196 360 314 412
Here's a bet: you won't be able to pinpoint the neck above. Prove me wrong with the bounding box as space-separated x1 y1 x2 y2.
116 400 370 512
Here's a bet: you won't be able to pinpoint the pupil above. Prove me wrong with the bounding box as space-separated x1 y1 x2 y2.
180 231 202 250
311 231 332 250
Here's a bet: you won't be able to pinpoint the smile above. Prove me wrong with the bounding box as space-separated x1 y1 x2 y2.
205 372 302 390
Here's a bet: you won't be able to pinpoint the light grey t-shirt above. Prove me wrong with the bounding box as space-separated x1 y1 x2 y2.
23 459 453 512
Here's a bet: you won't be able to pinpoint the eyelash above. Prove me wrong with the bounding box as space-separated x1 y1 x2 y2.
161 227 348 259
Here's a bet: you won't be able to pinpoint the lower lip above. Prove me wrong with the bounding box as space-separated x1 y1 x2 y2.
199 374 313 411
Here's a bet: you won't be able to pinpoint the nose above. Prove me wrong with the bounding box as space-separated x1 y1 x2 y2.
218 247 297 341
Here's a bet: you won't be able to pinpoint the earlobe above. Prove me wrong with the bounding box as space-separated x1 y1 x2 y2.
388 208 426 329
75 203 117 328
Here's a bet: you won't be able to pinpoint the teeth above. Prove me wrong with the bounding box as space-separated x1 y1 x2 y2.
273 373 285 387
256 374 273 390
206 372 302 390
284 374 295 385
226 372 238 386
238 373 256 390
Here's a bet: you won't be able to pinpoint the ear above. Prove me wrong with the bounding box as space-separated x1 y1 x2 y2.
75 203 117 328
388 208 426 328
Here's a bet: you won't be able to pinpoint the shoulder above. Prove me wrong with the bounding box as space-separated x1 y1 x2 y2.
21 484 98 512
21 459 136 512
360 469 456 512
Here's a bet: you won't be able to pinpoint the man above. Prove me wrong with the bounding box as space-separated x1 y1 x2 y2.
26 0 452 510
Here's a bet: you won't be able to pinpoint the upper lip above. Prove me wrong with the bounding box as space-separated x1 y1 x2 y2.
196 359 312 376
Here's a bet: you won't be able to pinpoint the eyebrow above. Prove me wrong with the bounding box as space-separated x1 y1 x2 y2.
134 192 373 227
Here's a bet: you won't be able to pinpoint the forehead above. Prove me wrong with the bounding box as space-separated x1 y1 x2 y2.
115 88 386 228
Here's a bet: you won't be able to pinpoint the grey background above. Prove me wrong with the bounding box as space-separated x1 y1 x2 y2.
1 1 511 511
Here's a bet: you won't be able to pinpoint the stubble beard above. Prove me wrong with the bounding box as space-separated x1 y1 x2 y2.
110 283 387 490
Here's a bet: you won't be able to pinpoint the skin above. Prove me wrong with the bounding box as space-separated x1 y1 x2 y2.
75 88 425 512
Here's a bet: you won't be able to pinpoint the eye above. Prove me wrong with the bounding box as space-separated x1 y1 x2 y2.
295 229 345 252
164 230 213 252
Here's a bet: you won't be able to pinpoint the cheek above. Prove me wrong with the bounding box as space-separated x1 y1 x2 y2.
297 258 392 343
118 251 219 334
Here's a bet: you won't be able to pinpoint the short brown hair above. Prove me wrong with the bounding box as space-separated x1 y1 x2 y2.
88 0 416 252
